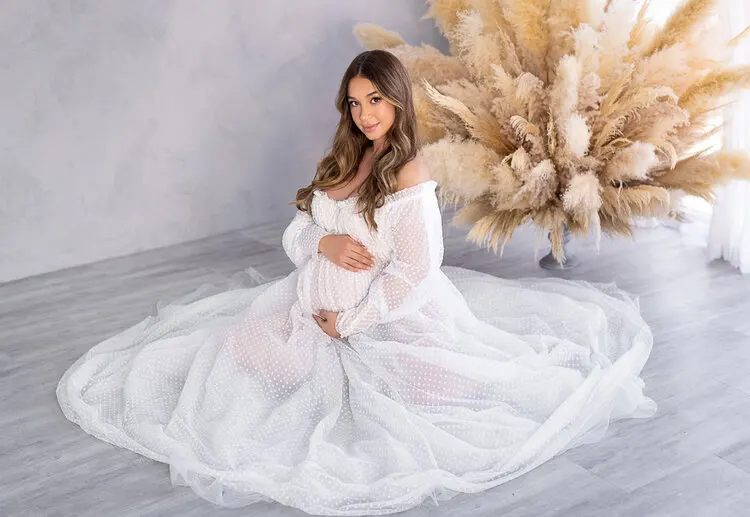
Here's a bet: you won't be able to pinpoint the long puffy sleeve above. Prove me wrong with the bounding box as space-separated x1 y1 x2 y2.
281 209 329 269
335 185 444 338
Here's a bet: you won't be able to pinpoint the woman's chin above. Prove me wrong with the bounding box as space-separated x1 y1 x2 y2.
359 126 385 141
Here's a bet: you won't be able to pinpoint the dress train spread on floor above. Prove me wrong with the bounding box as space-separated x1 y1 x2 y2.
57 181 655 515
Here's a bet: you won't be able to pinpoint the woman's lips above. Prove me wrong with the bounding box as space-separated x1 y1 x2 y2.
363 123 379 133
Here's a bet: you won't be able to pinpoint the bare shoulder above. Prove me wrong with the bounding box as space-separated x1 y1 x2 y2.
395 152 431 192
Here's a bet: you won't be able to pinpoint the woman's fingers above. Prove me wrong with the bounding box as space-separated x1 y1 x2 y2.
352 248 375 265
313 313 337 338
347 237 375 263
336 237 375 271
344 257 371 271
347 247 374 268
342 259 366 271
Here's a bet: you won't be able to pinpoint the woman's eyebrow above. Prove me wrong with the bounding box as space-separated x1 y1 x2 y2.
347 91 379 99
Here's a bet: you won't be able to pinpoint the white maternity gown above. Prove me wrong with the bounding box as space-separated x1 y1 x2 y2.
56 180 656 515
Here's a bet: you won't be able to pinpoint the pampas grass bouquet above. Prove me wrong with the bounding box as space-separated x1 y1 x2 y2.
356 0 750 262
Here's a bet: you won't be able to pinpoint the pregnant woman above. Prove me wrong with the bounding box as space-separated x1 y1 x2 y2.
57 50 656 515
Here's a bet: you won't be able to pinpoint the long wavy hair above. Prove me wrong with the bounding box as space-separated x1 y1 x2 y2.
292 50 418 232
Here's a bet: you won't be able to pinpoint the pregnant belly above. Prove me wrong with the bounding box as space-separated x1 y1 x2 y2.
302 255 382 313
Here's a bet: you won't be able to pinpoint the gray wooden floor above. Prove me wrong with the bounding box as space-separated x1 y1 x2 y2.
2 211 750 517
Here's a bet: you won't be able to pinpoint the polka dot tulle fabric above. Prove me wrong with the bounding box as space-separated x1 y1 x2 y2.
57 180 655 515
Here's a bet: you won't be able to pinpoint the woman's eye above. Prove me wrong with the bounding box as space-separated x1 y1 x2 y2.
349 101 359 107
371 97 381 104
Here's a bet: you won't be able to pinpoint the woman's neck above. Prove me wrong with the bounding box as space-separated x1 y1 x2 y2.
373 137 387 153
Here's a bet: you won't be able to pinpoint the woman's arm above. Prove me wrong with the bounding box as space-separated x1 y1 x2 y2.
334 187 443 338
281 209 329 268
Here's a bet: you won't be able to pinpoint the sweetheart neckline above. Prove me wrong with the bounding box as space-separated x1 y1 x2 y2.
315 180 437 205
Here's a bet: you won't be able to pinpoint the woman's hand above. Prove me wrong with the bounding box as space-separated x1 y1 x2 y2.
319 235 375 272
313 310 341 338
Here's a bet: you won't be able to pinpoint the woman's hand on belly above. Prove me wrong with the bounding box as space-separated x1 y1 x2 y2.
313 310 341 338
319 235 375 272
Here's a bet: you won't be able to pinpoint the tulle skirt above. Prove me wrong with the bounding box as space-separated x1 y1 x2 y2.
56 265 655 515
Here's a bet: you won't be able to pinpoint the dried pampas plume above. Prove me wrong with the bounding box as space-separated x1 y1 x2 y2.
354 0 750 262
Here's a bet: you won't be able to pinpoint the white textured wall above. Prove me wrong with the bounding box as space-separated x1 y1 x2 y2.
0 0 445 283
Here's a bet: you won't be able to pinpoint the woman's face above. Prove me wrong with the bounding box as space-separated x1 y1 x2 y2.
347 75 396 144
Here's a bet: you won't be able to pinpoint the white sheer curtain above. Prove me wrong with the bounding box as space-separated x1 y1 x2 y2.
707 0 750 273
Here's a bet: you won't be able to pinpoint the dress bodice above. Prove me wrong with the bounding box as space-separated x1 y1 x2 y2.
298 181 439 314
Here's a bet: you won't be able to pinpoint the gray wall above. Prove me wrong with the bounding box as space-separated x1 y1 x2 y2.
0 0 444 283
